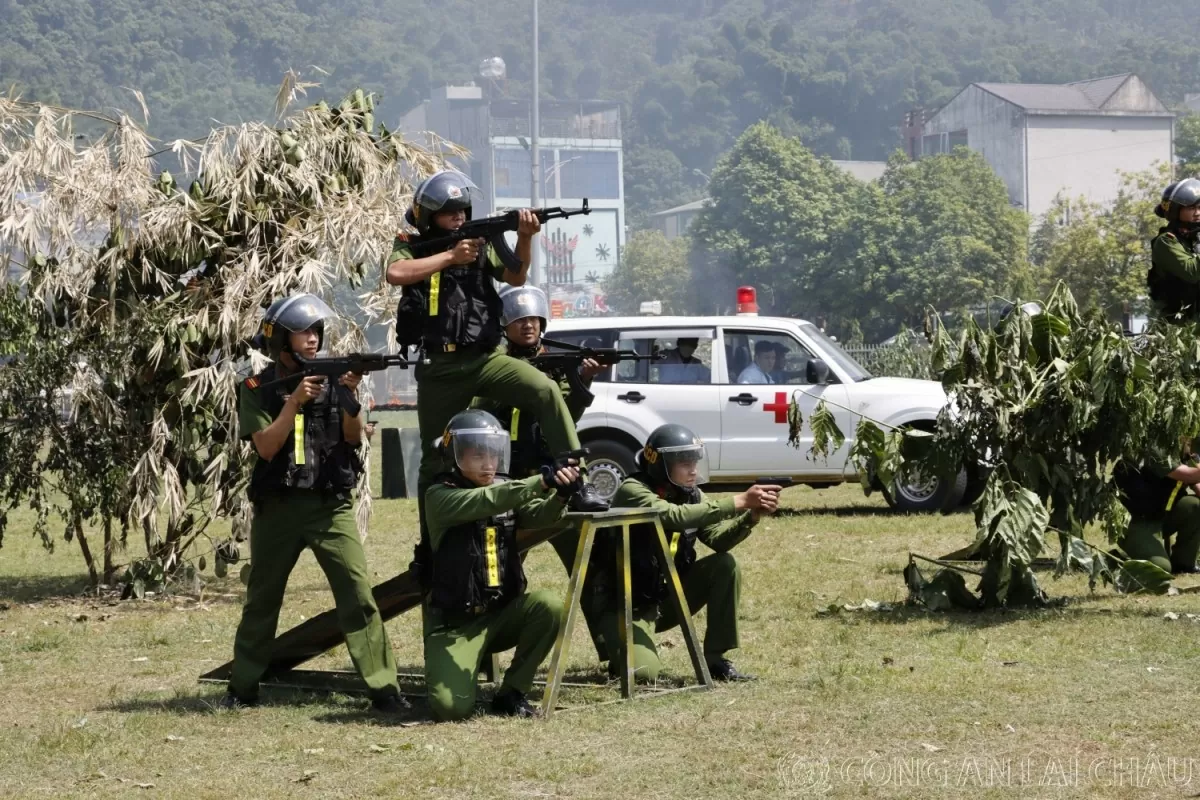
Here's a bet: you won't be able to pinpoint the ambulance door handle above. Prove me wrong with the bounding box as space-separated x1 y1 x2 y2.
729 393 758 405
616 391 645 404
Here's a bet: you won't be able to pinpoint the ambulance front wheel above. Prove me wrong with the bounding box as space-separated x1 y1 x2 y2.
583 439 637 504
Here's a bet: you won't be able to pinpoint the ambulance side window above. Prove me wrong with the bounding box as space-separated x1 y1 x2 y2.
615 333 714 385
722 329 818 385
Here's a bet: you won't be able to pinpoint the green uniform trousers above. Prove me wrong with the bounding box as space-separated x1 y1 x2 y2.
596 551 740 682
423 588 564 722
229 493 400 702
1120 495 1200 574
415 349 582 488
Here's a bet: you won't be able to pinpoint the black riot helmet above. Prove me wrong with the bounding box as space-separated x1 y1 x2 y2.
252 293 336 358
440 409 511 479
1156 179 1200 224
405 169 481 235
637 423 710 489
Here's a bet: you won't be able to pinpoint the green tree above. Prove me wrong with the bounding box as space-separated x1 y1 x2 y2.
825 148 1029 340
1030 165 1166 318
1176 114 1200 178
689 122 857 317
602 230 692 315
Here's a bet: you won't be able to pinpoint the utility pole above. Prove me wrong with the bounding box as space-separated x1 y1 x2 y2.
530 0 543 291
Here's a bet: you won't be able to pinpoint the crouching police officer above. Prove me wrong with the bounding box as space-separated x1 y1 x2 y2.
1116 453 1200 574
385 170 606 514
1149 179 1200 323
588 424 781 683
422 409 580 720
224 294 404 712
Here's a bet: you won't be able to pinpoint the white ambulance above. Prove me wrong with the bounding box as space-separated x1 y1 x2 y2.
545 288 970 512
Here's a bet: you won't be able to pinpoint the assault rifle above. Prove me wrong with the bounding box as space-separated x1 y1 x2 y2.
406 200 592 262
531 337 663 406
257 352 411 416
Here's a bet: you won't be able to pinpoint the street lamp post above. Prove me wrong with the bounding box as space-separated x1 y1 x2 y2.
530 0 542 292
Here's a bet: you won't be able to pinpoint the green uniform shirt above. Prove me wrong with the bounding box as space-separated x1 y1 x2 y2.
612 478 756 553
425 474 567 552
1151 229 1200 284
389 237 507 280
238 381 273 441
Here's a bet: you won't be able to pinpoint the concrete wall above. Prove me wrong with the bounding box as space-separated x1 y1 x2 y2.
923 86 1027 209
1025 115 1171 218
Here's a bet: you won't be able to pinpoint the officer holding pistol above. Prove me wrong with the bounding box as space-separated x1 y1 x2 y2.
587 423 781 682
422 410 580 720
224 293 405 712
1116 450 1200 575
385 170 608 523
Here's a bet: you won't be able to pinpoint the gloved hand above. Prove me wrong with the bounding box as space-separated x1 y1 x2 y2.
540 463 582 499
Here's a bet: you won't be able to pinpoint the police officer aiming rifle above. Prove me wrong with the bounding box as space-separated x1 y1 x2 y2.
385 170 608 521
223 293 405 712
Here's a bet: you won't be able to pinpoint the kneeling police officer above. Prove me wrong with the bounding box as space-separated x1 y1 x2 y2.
225 293 404 712
588 423 781 683
1116 451 1200 575
422 409 581 720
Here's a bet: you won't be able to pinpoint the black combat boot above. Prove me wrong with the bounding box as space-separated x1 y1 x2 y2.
491 687 538 718
568 482 610 513
708 658 756 682
371 692 413 714
218 690 258 710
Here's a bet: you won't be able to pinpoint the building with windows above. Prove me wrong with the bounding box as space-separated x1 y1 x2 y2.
908 74 1173 220
397 85 624 316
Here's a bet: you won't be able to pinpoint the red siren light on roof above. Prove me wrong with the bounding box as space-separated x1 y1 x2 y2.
736 286 758 316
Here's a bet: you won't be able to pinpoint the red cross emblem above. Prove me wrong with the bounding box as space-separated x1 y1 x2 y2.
763 392 789 424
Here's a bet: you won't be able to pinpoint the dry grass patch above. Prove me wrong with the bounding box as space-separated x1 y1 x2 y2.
2 483 1200 798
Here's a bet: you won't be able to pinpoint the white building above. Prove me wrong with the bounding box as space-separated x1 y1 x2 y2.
912 74 1173 219
649 160 888 240
397 85 624 317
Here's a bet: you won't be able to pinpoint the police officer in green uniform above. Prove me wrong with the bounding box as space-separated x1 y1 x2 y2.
1116 453 1200 574
469 285 605 559
588 424 781 683
422 409 580 720
385 170 607 515
224 294 405 712
1149 178 1200 323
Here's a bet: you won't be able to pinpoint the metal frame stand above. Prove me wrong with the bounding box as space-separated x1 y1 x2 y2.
540 508 713 718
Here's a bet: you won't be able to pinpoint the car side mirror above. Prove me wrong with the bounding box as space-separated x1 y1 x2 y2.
806 358 831 385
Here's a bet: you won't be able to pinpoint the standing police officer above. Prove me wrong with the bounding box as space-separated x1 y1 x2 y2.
1149 179 1200 323
588 423 781 683
224 293 405 712
422 409 579 720
385 169 606 514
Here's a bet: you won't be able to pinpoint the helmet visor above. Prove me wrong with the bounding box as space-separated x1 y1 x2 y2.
657 443 710 488
452 428 511 478
500 287 550 328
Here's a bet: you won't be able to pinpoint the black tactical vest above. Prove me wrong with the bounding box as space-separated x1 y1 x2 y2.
1114 462 1180 521
427 473 526 615
394 233 503 351
246 365 362 502
588 475 701 610
1148 226 1200 322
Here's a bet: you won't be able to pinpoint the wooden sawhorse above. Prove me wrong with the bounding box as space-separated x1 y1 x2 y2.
540 508 713 717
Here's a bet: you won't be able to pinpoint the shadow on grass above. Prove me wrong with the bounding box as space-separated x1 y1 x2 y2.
0 573 94 603
774 506 970 519
818 596 1185 631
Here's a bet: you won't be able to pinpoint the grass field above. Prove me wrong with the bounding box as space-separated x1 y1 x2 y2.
3 471 1200 799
